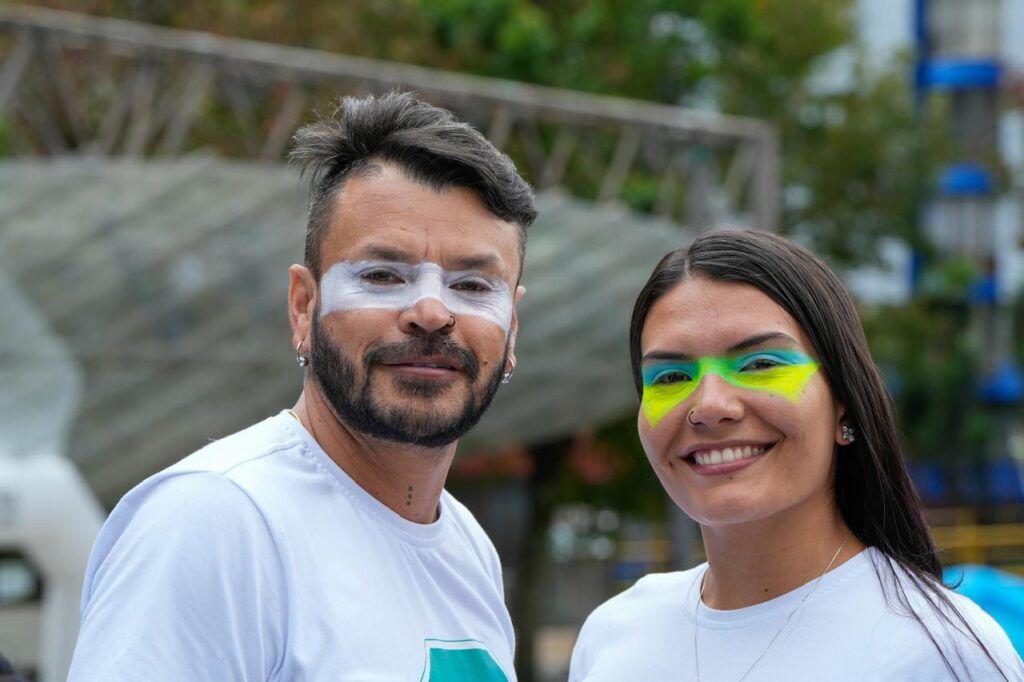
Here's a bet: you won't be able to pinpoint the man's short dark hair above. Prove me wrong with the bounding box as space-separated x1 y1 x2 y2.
289 91 537 279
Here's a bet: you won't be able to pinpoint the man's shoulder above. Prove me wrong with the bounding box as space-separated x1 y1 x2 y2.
442 491 484 531
73 424 293 682
441 491 502 552
104 413 304 540
164 412 302 479
439 491 506 579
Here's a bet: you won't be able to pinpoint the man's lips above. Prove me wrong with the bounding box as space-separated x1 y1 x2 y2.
379 356 464 374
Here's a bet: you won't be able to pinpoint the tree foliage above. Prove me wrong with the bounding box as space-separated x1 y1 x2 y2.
29 0 974 481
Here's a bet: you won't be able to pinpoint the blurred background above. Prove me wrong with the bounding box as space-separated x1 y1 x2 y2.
2 0 1024 680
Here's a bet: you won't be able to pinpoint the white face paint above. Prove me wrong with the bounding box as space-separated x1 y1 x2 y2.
319 260 514 332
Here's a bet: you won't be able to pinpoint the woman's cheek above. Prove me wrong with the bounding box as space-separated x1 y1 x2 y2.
636 414 658 464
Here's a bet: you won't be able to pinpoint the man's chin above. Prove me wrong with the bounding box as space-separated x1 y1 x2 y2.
352 412 472 449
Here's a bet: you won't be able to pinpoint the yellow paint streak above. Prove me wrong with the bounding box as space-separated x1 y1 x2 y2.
641 362 818 427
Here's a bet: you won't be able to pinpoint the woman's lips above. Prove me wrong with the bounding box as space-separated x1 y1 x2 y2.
683 442 775 474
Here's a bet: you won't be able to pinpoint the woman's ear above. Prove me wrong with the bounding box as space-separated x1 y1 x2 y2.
835 403 854 446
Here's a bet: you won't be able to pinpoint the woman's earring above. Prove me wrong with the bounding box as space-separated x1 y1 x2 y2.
841 424 856 444
296 342 309 368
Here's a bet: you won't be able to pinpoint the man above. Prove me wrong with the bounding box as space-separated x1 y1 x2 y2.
68 92 536 681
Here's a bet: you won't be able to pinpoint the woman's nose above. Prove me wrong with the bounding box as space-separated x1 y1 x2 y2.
686 373 745 427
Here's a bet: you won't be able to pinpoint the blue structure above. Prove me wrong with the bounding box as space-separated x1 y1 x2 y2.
939 163 994 198
979 360 1024 406
945 564 1024 656
918 58 1002 90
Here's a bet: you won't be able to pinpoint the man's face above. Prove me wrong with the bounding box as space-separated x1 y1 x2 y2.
308 165 524 448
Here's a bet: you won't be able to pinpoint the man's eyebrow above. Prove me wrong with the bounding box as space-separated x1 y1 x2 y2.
354 246 502 273
358 245 414 263
450 253 501 272
727 332 798 354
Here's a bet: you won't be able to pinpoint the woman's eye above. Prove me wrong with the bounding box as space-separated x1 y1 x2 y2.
451 279 491 293
361 270 403 285
652 371 692 385
741 357 782 371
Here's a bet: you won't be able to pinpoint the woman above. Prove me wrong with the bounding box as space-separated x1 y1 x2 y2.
569 230 1023 681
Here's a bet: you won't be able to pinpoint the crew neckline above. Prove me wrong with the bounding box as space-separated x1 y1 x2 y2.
684 546 875 629
275 411 450 547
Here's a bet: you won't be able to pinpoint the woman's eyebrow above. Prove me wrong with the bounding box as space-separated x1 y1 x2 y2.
641 351 695 363
726 332 798 355
641 333 798 363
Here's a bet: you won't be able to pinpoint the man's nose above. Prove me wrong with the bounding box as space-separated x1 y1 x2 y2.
398 297 454 335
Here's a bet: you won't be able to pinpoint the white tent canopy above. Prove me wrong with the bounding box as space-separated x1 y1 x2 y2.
0 157 690 507
0 264 102 681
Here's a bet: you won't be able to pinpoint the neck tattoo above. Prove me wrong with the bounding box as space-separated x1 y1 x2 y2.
692 531 853 682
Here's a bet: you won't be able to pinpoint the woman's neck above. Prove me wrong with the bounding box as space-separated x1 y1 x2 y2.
699 504 865 610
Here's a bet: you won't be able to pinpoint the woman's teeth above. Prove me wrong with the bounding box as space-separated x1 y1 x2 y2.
692 445 767 467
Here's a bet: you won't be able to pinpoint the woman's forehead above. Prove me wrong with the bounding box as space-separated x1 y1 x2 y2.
642 278 810 354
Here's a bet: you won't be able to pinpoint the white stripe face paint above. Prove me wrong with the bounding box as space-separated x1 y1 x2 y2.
319 260 514 332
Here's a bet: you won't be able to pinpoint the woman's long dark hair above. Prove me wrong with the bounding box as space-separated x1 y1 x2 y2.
629 229 1009 680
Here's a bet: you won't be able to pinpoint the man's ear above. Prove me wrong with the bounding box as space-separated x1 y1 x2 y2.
506 285 526 368
288 264 317 353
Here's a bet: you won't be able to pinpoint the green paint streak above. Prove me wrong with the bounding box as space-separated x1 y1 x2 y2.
641 351 819 427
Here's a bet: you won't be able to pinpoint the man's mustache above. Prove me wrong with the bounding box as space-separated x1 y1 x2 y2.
364 335 480 381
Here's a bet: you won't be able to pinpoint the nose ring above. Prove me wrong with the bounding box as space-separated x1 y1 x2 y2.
687 409 699 426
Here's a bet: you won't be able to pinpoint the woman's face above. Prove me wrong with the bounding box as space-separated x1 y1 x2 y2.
637 276 846 528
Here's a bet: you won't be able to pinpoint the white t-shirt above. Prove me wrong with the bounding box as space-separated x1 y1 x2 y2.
68 412 516 682
570 547 1023 681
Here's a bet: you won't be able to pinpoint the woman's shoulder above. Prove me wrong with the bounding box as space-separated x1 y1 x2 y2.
869 550 1024 679
920 587 1023 679
577 565 704 638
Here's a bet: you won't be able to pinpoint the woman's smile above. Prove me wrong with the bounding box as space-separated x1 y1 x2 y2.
680 440 775 474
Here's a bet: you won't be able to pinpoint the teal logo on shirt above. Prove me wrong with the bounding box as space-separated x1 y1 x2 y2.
420 639 509 681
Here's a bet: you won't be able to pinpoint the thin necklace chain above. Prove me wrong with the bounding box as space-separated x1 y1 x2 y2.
692 532 853 682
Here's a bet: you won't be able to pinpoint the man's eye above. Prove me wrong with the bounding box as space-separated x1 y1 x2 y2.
652 371 692 385
740 357 782 372
361 270 404 284
451 279 492 293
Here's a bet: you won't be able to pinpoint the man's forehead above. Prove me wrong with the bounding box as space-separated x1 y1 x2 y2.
332 163 513 232
320 169 522 279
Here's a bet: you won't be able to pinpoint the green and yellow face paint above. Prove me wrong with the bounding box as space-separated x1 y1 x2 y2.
641 349 819 427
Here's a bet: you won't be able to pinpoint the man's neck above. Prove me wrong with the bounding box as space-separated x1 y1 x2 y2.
291 386 456 524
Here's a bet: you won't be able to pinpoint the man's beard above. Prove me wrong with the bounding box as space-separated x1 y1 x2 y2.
309 311 507 448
